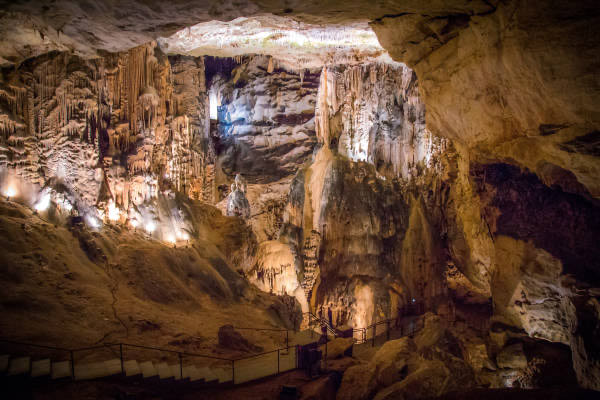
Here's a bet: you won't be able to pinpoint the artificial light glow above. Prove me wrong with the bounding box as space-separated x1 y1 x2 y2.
145 221 156 233
165 234 176 244
4 186 16 198
63 201 72 211
176 230 190 241
209 90 219 120
131 219 139 228
34 193 51 212
86 215 100 229
107 201 120 222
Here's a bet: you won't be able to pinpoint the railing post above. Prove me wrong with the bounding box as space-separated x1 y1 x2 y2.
70 350 75 379
386 320 391 341
120 344 124 374
277 348 280 374
231 359 235 384
178 352 183 379
372 325 376 347
286 330 289 348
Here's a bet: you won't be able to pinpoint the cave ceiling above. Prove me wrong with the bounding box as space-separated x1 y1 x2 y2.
0 0 496 67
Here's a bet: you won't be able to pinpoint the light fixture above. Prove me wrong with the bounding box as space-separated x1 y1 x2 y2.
4 186 16 201
145 221 156 234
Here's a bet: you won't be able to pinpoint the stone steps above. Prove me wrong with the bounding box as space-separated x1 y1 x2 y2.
0 353 237 386
0 346 295 387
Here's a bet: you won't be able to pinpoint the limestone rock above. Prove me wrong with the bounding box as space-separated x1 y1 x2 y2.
497 343 528 370
414 313 446 350
269 294 303 331
336 363 377 400
226 185 251 218
217 324 263 353
372 360 449 400
300 375 337 400
371 337 417 387
320 337 353 360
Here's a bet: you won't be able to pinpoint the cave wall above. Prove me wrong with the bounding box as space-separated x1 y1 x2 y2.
269 62 456 329
372 0 600 198
0 43 214 230
370 0 600 388
0 0 598 388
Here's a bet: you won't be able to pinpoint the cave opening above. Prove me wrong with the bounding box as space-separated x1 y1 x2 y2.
0 1 599 399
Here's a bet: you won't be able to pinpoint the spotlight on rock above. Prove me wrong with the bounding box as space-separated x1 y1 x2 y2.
107 201 120 222
34 193 51 212
4 186 16 201
145 221 156 235
86 215 100 229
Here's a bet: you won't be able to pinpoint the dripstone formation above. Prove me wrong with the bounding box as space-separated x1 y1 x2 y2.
0 0 599 396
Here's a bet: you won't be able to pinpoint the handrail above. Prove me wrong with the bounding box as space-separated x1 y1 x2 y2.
108 342 233 361
232 327 287 332
303 312 338 336
0 339 234 362
0 339 72 352
232 326 290 348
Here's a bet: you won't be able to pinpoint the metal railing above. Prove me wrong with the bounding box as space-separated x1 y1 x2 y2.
232 326 290 348
0 338 298 385
0 339 233 381
303 312 338 337
354 316 424 346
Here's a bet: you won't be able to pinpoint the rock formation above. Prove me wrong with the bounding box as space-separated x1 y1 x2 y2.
0 0 599 394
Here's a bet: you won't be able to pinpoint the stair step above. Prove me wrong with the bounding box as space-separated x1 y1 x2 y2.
74 359 121 380
0 355 8 373
169 364 181 380
212 367 232 384
123 360 141 376
183 365 204 382
105 358 123 375
156 362 174 379
8 356 30 376
139 361 157 378
31 359 51 377
51 360 71 379
197 366 218 383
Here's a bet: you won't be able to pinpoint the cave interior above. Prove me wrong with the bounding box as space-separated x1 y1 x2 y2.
0 1 599 399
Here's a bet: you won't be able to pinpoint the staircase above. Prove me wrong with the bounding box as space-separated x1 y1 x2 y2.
0 352 235 386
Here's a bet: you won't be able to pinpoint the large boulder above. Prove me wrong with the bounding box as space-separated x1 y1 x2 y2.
496 342 528 369
372 360 450 400
300 375 337 400
320 337 354 360
336 363 377 400
371 337 417 387
414 313 446 350
217 325 263 353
